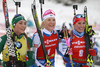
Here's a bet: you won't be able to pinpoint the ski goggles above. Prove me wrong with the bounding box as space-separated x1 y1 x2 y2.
73 14 85 25
75 14 85 18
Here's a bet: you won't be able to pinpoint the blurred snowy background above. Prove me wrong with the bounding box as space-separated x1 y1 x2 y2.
0 0 100 28
0 0 100 67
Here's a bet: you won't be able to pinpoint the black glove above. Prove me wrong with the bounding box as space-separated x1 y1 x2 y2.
4 61 12 67
87 25 95 37
58 30 64 39
16 61 26 67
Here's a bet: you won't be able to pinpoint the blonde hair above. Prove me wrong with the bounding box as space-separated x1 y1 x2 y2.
40 20 46 29
40 22 44 29
69 27 74 35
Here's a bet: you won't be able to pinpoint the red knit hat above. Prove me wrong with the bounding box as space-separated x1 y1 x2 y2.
73 14 85 25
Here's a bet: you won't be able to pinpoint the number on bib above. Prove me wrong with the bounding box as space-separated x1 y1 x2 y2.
48 48 51 55
79 50 83 57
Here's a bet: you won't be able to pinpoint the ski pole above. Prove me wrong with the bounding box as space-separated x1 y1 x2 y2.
13 0 21 14
73 5 78 15
39 0 44 21
62 23 73 67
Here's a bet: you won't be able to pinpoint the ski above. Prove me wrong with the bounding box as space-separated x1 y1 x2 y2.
31 0 52 67
84 6 94 67
62 23 73 67
3 0 19 67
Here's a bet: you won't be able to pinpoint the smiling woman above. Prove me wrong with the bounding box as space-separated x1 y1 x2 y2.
31 9 59 67
13 20 26 35
0 14 35 67
11 14 26 35
73 14 85 33
63 14 98 67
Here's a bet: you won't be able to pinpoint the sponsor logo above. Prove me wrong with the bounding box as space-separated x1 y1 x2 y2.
44 38 57 44
45 44 56 47
15 41 22 49
74 45 85 48
72 40 85 45
72 40 86 48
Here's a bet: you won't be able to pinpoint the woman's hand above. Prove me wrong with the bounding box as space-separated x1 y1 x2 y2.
88 49 96 56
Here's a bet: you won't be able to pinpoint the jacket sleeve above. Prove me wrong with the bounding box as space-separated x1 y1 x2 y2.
0 35 7 53
0 35 7 66
25 37 35 67
91 37 98 54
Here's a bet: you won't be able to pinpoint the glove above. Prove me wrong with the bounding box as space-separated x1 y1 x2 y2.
88 49 96 56
16 61 26 67
68 48 73 55
87 26 95 37
58 30 64 39
4 61 12 67
64 48 73 57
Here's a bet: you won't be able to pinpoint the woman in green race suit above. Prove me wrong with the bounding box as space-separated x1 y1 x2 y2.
0 14 35 67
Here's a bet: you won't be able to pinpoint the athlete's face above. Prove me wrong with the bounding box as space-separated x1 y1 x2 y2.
43 17 56 32
74 21 85 33
13 20 26 36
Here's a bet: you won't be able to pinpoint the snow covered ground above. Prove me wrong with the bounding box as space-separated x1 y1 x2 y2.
0 0 100 67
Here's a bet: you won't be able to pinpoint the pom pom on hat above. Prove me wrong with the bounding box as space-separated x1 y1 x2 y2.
42 9 55 21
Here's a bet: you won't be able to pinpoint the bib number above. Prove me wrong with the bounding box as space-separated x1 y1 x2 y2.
79 50 83 57
47 48 51 55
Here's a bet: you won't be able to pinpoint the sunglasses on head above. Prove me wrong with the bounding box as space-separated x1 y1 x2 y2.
75 14 85 18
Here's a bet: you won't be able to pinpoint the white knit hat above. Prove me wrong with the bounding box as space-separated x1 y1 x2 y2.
42 9 55 21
